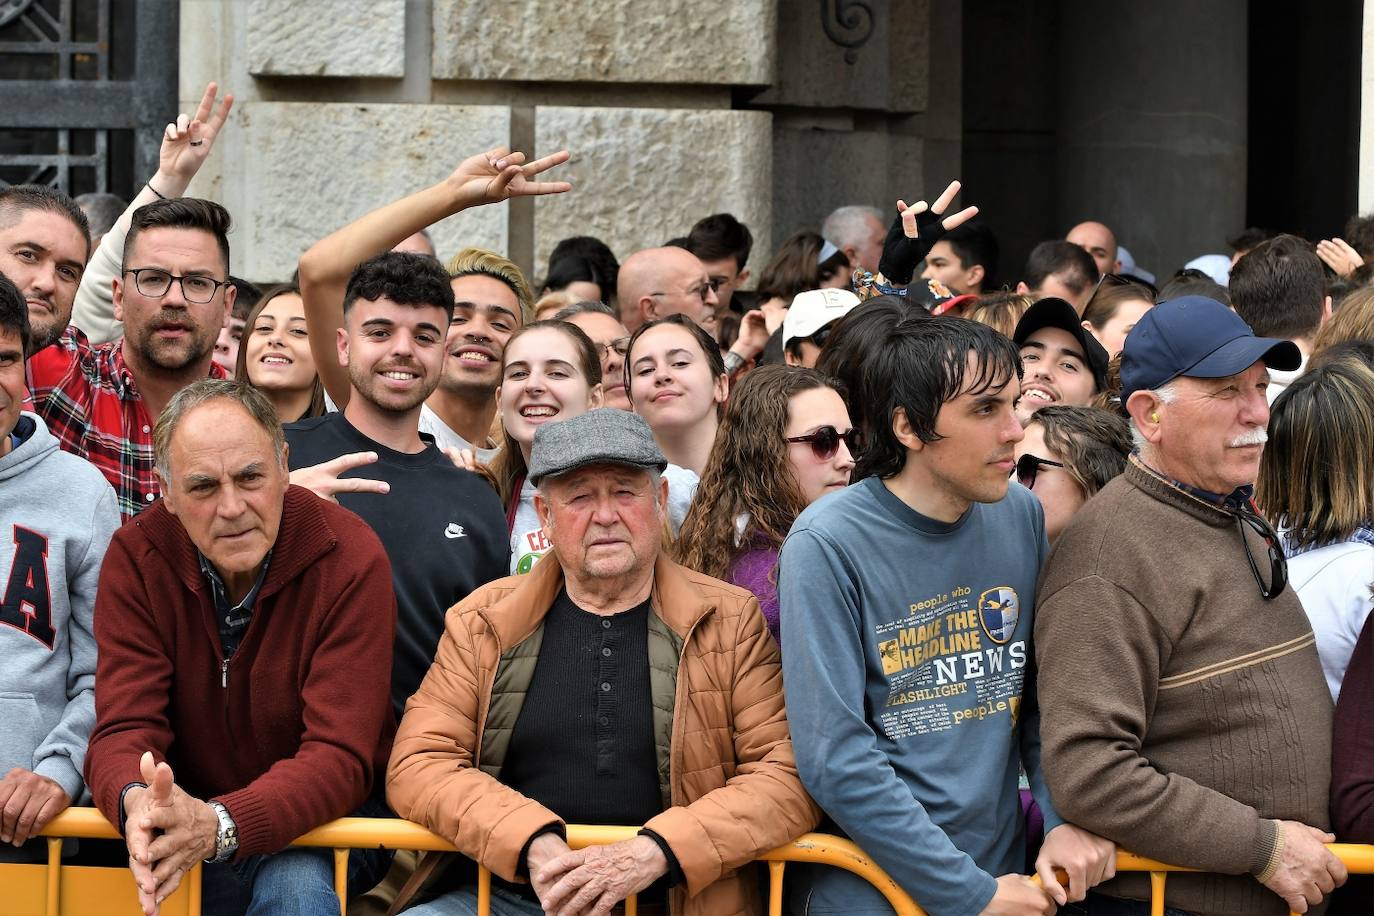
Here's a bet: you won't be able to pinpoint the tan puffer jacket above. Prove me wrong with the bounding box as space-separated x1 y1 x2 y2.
386 552 820 915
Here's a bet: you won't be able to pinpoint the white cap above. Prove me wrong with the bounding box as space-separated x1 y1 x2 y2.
1184 253 1232 287
782 288 861 347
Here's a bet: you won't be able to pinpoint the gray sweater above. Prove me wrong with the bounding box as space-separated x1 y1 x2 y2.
0 413 119 806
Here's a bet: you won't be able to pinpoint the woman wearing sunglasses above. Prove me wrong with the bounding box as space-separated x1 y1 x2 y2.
1258 354 1374 703
1013 405 1131 543
675 365 855 643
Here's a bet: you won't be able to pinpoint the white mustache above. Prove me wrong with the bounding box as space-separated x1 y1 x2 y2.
1229 428 1268 447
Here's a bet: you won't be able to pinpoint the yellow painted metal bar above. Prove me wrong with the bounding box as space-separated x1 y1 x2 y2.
33 809 1374 916
188 861 202 916
45 836 61 916
624 892 637 915
333 847 349 916
767 860 786 916
1150 872 1166 916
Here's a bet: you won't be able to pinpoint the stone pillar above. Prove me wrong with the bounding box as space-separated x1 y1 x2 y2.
1056 0 1248 278
180 0 778 284
754 0 943 244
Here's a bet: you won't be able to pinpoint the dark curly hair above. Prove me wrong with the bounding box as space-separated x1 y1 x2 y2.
674 365 844 580
342 250 456 323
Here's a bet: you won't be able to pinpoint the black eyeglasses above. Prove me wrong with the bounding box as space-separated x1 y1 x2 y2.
1233 501 1289 600
123 268 230 304
1014 454 1064 489
786 425 859 461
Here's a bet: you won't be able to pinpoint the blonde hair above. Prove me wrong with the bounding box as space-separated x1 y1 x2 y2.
445 247 535 324
532 290 574 322
1258 354 1374 551
1312 285 1374 357
967 291 1033 339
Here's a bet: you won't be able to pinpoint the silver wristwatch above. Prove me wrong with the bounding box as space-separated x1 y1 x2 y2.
206 801 239 864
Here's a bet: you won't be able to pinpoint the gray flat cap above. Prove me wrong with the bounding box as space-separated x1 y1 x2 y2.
528 408 668 485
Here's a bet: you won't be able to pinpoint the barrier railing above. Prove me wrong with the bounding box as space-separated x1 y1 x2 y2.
15 808 918 916
13 809 1374 916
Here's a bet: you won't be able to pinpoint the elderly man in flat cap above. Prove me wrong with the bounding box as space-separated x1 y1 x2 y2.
387 408 817 916
1035 296 1345 916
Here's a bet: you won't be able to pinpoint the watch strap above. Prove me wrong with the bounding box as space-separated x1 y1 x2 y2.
205 801 239 864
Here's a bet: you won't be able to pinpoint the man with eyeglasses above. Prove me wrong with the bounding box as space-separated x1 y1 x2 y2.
617 246 720 333
25 197 235 520
1035 296 1345 916
780 317 1115 916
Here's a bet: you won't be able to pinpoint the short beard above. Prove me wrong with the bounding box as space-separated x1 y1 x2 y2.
130 326 214 372
348 360 433 414
26 303 73 354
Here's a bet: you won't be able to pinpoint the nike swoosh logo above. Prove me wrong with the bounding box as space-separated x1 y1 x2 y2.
444 523 465 539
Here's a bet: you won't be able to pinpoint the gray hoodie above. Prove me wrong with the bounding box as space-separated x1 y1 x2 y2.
0 412 119 805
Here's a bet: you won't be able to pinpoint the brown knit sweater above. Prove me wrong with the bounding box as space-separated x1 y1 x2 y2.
1035 459 1333 916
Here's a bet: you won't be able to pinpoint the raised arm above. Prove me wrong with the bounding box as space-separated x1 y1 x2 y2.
875 179 979 288
298 147 572 407
71 82 234 343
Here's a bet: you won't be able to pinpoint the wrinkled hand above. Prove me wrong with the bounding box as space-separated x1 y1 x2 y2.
878 179 980 285
729 309 770 361
158 82 233 186
1035 823 1116 905
537 836 668 916
0 767 70 846
979 874 1055 916
1316 238 1364 278
447 147 572 210
526 831 576 906
289 452 389 502
1259 820 1346 914
125 752 217 916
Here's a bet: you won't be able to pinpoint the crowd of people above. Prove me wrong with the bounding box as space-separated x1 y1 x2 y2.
2 81 1373 916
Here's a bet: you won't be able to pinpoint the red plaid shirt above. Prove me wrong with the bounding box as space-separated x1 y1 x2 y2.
27 328 227 521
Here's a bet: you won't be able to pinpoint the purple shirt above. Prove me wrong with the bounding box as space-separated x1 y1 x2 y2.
728 545 782 643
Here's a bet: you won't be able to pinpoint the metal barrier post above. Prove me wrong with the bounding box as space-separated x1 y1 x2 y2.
45 836 62 916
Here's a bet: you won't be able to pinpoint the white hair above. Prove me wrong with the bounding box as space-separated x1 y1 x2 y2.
822 205 884 248
1129 381 1181 453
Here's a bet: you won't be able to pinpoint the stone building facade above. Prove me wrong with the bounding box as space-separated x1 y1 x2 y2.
179 0 948 285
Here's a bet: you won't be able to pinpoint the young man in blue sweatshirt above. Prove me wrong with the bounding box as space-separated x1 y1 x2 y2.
780 315 1114 915
0 273 119 859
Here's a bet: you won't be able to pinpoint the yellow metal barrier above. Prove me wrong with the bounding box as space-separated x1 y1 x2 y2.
16 809 918 916
15 809 1374 916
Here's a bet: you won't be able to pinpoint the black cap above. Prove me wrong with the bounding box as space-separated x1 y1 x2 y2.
1012 297 1110 393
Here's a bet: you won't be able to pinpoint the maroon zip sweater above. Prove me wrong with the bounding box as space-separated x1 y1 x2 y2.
85 485 397 858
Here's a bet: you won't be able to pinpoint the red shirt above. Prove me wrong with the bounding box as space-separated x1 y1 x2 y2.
84 485 397 857
26 328 227 521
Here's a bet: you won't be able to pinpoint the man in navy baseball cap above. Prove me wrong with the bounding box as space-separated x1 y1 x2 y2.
1121 294 1300 500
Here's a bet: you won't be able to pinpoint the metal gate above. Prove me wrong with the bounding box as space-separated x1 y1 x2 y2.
0 0 178 198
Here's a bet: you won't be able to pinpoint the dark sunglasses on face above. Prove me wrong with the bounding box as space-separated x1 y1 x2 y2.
785 425 859 461
1014 453 1064 489
1233 501 1289 600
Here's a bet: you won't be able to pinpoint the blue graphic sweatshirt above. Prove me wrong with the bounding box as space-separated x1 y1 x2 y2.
779 476 1061 916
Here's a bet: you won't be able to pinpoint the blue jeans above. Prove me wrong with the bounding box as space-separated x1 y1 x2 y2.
404 885 544 916
1061 891 1197 916
199 798 393 916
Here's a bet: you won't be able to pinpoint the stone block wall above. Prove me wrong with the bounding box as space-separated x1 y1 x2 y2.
180 0 938 287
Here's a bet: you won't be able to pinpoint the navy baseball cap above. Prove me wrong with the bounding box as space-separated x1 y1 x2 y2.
1120 296 1301 402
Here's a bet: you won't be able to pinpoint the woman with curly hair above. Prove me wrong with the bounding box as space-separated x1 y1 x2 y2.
675 364 855 642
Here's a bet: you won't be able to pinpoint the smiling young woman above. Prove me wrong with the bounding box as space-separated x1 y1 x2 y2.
235 283 328 423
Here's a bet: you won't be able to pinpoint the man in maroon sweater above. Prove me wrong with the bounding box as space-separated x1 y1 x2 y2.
84 379 396 916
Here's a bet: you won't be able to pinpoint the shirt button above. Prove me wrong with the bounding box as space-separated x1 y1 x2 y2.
600 681 611 692
145 492 155 501
599 716 609 726
602 647 612 657
142 425 150 433
601 619 611 629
